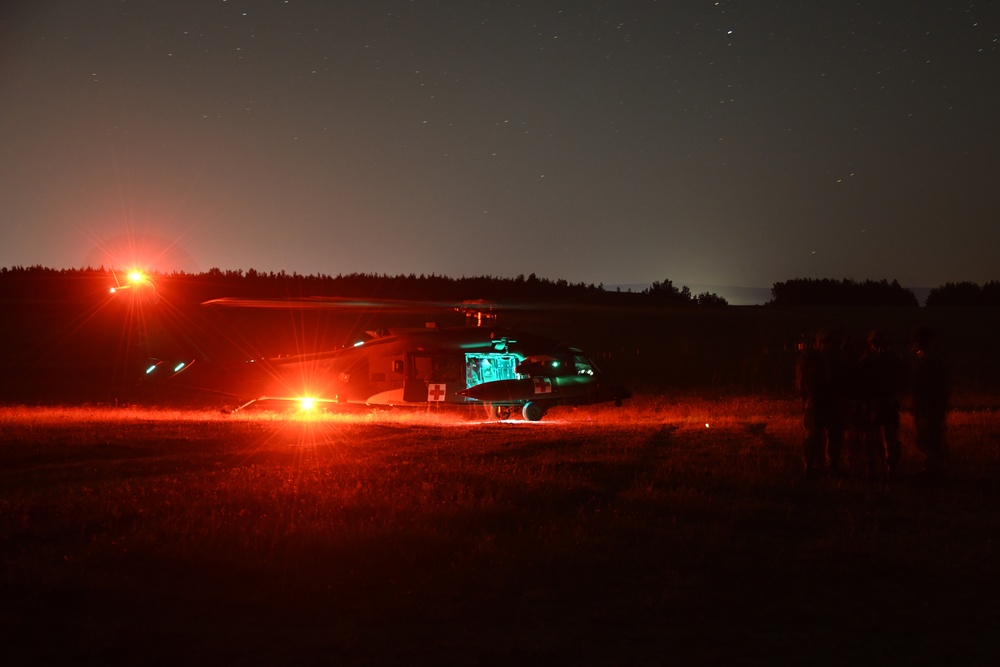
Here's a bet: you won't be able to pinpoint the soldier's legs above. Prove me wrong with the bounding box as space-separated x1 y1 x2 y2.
826 425 845 473
863 426 886 480
802 410 825 477
883 415 901 473
803 432 825 476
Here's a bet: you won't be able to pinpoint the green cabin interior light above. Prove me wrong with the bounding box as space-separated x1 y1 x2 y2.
173 362 186 372
145 365 158 374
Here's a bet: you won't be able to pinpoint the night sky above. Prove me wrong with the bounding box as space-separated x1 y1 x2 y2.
2 1 998 299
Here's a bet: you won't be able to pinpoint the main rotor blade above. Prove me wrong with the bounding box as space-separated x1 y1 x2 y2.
200 297 460 311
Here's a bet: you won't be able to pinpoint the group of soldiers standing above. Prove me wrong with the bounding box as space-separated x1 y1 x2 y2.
795 326 949 481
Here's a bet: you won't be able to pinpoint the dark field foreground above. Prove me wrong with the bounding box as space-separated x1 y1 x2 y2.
2 398 999 666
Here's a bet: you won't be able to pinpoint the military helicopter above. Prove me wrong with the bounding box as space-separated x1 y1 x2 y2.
117 278 630 420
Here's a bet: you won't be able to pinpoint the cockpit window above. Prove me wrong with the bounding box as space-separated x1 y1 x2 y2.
573 355 597 376
514 354 599 377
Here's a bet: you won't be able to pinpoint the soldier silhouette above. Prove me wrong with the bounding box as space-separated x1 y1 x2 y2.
858 329 907 480
795 329 848 478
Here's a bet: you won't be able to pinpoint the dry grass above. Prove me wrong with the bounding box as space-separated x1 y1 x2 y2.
2 397 999 665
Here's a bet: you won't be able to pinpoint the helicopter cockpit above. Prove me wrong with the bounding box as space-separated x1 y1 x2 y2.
516 352 598 378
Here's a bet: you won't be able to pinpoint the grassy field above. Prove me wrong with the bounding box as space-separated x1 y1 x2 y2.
2 397 999 666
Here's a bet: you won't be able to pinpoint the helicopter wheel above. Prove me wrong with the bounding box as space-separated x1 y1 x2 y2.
494 405 513 420
521 401 545 422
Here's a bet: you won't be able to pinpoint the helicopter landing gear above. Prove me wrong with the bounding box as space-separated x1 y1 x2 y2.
521 401 545 422
493 405 513 420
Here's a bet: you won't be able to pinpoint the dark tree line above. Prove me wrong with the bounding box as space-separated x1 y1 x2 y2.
644 278 728 307
769 278 919 307
925 281 1000 307
0 266 728 307
5 266 997 308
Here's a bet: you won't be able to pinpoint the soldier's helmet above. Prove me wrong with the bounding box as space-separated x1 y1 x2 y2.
814 328 841 350
867 329 888 351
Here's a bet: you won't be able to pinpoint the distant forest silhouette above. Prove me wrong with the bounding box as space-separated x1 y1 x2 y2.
769 278 919 307
0 266 727 307
925 281 1000 307
770 278 1000 307
1 266 997 308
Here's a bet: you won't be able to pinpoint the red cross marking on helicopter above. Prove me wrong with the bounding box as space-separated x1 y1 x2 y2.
428 383 447 402
533 378 553 394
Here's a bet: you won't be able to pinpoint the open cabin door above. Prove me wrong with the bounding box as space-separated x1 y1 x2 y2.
464 352 522 388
